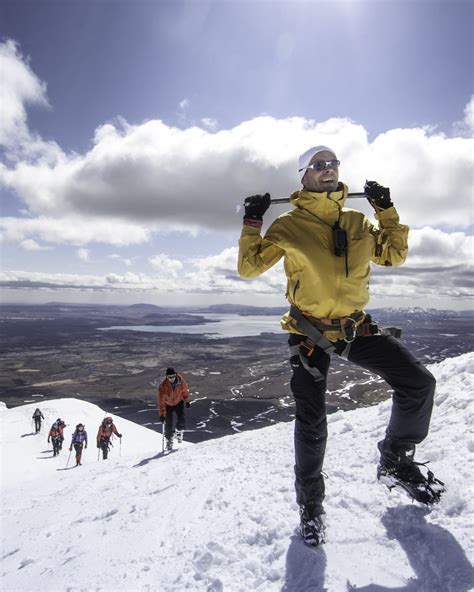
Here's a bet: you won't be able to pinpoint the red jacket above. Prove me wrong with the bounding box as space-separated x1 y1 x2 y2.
97 422 120 442
157 374 190 416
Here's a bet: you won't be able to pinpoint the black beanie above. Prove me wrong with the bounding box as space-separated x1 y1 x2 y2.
166 367 176 376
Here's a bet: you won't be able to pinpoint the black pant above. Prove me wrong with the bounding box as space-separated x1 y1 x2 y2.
289 333 436 508
51 437 61 456
73 443 84 464
34 417 41 432
165 401 185 440
99 438 110 459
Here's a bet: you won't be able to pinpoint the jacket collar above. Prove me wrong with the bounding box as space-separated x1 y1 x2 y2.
163 374 181 386
289 183 348 225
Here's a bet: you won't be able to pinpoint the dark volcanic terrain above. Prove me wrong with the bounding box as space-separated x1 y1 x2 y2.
1 303 472 443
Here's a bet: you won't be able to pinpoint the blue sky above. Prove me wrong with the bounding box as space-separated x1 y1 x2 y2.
0 0 472 309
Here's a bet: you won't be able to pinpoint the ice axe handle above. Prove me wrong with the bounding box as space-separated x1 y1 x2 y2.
270 192 367 205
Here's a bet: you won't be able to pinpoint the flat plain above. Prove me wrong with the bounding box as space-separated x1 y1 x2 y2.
1 303 472 442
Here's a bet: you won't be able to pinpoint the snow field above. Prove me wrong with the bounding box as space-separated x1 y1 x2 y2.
1 353 473 591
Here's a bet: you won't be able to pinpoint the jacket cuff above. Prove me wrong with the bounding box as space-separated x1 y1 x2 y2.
243 217 263 229
375 206 400 224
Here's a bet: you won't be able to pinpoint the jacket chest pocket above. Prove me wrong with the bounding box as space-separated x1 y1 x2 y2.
349 232 374 259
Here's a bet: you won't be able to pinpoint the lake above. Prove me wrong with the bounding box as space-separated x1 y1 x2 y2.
99 313 284 338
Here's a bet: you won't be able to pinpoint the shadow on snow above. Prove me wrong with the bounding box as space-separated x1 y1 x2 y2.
347 505 474 592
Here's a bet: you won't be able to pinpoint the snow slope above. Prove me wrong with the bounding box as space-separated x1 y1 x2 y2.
1 353 473 592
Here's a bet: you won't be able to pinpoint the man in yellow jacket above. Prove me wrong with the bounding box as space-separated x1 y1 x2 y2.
238 146 443 546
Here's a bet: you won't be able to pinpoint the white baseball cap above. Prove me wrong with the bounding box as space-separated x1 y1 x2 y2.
298 145 337 182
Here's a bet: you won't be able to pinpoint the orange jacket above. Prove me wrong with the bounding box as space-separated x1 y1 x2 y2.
48 427 61 440
157 374 190 416
96 422 120 442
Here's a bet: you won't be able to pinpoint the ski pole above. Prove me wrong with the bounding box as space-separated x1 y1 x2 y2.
119 437 122 457
161 422 165 454
66 448 72 468
97 446 100 462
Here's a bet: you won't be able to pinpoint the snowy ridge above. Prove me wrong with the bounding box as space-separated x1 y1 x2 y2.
1 353 473 592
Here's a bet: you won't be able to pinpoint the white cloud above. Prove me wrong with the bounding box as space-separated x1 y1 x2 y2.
2 42 474 237
0 43 472 234
0 216 154 247
19 238 52 251
108 254 133 266
0 40 48 147
453 95 474 137
1 112 472 232
149 253 183 277
406 227 472 267
2 239 470 304
77 248 90 262
177 98 190 125
0 40 61 164
201 117 218 131
464 96 474 131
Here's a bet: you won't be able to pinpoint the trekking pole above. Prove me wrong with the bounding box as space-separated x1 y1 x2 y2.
161 422 165 454
97 446 100 462
119 437 122 457
66 449 72 468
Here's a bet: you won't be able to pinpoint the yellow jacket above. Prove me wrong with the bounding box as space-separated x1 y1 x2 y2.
238 184 409 340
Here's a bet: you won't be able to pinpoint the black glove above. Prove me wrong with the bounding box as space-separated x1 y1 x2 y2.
243 193 271 221
69 446 72 452
364 180 393 211
97 441 101 448
118 433 122 438
159 415 166 422
185 401 191 408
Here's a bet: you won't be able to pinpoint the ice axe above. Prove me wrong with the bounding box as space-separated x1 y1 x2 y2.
268 192 367 205
236 192 367 212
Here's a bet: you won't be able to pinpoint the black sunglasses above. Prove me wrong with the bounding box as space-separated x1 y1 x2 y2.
299 159 340 173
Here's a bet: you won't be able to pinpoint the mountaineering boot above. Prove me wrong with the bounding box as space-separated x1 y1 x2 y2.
166 438 173 451
175 429 183 443
377 439 445 505
299 503 326 547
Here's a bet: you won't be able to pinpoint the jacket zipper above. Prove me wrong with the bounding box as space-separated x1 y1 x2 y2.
292 279 300 303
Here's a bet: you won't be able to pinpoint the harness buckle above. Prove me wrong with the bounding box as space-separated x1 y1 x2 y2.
342 317 357 343
299 338 316 357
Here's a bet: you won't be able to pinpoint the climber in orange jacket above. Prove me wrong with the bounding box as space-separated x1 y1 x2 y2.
157 367 190 450
96 416 122 460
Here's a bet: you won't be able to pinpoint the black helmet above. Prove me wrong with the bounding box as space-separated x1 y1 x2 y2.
76 423 84 429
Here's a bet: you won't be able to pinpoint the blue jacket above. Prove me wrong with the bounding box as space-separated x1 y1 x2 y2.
71 430 88 445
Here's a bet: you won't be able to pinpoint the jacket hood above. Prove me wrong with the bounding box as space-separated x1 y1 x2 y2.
289 183 348 224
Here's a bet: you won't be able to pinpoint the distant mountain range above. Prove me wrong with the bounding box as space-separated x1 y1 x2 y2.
1 302 471 317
